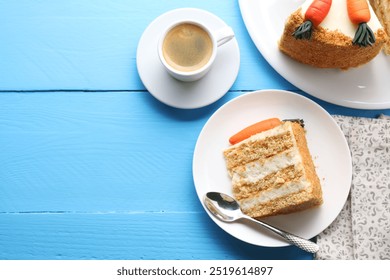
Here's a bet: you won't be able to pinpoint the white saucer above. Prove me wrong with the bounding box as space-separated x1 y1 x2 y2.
136 8 240 109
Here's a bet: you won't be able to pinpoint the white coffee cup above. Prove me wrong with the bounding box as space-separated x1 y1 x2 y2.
158 20 235 82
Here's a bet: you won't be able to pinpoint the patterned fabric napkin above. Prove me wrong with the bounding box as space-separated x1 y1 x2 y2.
315 115 390 260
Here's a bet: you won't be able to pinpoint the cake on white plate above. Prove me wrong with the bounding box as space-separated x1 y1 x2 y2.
223 120 322 219
278 0 388 69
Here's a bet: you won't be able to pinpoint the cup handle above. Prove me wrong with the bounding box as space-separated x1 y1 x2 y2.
215 26 235 47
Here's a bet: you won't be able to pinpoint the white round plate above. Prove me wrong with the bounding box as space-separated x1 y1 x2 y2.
136 8 240 109
193 90 352 247
239 0 390 109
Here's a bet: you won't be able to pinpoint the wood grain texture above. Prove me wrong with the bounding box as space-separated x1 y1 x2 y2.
0 91 206 212
0 212 312 260
1 0 389 261
0 0 290 91
0 90 389 260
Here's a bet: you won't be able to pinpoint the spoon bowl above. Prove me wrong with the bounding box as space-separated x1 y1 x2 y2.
204 191 319 253
203 192 241 221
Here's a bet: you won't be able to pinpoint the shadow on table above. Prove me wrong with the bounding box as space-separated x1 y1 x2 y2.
143 90 232 122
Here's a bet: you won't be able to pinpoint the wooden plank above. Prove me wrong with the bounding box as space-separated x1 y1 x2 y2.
0 0 292 91
0 212 312 260
1 90 389 213
0 91 210 212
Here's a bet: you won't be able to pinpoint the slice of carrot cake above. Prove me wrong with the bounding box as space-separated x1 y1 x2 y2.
223 120 322 219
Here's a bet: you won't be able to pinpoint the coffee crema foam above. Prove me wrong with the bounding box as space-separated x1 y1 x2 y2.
162 23 213 72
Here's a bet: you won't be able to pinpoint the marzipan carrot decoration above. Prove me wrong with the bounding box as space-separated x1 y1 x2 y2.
347 0 376 46
293 0 332 40
229 118 281 145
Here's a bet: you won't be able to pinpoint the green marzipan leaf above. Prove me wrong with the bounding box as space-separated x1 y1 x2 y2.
292 21 313 40
353 23 376 47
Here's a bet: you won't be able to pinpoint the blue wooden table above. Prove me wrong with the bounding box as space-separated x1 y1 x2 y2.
1 0 389 260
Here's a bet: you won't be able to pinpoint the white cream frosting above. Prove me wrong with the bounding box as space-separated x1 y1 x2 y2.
301 0 383 38
231 148 302 185
240 180 310 209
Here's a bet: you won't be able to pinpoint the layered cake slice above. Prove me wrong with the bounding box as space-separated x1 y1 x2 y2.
223 120 322 219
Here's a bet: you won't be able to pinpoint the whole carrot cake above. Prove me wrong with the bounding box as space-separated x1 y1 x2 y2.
279 0 388 69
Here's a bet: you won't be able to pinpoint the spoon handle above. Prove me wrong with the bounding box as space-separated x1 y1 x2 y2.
246 217 319 254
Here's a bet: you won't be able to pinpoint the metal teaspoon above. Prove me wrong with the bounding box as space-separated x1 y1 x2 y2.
203 191 319 253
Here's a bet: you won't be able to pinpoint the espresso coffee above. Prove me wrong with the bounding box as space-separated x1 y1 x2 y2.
162 23 213 72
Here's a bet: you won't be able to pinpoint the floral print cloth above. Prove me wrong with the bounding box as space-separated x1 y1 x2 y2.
316 115 390 260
